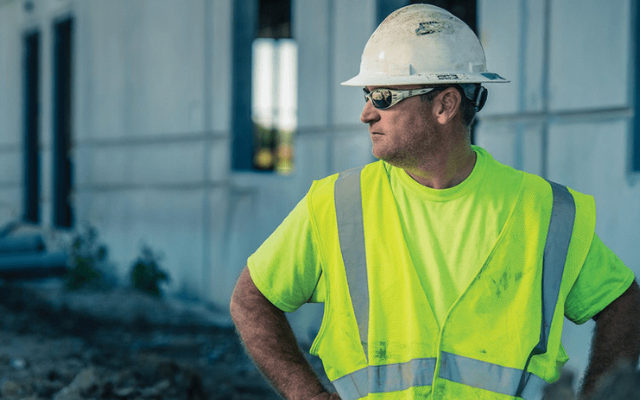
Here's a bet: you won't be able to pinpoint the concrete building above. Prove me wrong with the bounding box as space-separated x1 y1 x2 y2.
0 0 637 380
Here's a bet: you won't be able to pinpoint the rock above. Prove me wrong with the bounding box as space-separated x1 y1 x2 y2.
140 379 171 397
1 380 23 397
113 386 138 398
10 357 27 369
53 367 100 400
69 367 99 391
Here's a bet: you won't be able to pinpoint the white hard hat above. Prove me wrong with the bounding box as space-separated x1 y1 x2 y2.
342 4 509 86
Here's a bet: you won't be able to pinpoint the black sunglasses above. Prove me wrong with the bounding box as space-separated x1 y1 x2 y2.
363 87 438 109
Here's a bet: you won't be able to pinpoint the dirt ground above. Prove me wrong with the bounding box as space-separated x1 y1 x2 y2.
0 280 329 400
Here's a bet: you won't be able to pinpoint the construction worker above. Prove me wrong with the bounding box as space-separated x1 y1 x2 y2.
230 4 640 400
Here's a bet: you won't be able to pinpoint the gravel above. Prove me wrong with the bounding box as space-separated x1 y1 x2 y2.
0 280 328 400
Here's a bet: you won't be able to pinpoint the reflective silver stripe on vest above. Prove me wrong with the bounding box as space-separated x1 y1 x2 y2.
537 181 575 354
517 181 576 397
333 171 575 399
440 352 547 400
333 353 547 400
334 166 369 357
332 358 437 400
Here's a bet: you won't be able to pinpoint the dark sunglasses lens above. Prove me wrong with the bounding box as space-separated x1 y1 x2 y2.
371 89 392 109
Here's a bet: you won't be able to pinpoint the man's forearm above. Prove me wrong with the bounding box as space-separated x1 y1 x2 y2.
230 267 338 400
579 281 640 399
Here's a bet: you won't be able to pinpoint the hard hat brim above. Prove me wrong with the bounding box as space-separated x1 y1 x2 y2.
341 71 510 87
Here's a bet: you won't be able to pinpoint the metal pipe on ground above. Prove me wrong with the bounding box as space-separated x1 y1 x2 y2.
0 252 68 280
0 235 45 254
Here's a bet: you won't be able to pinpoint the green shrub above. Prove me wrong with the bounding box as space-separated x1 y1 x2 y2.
65 225 110 290
130 244 169 297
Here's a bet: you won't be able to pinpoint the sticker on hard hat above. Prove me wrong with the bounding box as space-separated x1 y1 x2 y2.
415 21 454 35
437 74 459 80
481 73 506 80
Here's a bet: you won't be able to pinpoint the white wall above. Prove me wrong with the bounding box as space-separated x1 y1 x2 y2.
0 0 375 341
0 0 28 221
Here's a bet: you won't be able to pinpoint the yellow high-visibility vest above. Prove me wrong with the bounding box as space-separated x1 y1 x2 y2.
307 161 595 400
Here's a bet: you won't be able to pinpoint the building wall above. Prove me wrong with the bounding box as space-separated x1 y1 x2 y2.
0 0 28 222
72 0 232 304
0 0 374 337
476 0 639 378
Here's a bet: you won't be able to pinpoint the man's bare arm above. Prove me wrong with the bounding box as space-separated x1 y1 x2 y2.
579 280 640 399
230 266 340 400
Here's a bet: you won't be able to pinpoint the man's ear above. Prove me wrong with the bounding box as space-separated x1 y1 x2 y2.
433 87 462 125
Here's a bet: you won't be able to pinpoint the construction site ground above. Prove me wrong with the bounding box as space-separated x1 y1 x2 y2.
0 280 329 400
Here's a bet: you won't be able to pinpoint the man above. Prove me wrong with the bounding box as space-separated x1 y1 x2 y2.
230 4 640 400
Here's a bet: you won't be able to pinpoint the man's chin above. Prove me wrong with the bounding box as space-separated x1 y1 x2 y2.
371 143 389 160
373 151 398 166
373 150 412 169
371 148 384 161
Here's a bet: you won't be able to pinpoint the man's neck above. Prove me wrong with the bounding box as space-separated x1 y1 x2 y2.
403 145 477 189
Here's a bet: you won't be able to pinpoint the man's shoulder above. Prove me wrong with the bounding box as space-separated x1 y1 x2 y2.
518 169 593 203
512 169 595 224
479 146 593 200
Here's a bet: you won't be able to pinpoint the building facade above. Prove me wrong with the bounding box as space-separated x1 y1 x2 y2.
0 0 637 379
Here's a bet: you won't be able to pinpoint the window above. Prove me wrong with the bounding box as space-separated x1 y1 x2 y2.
52 17 74 228
233 0 296 173
23 31 40 223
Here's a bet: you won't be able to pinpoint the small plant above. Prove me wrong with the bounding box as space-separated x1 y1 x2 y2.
130 244 169 297
65 225 110 290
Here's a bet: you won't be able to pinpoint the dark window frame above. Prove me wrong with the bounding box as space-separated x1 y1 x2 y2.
232 0 258 171
232 0 293 172
23 30 41 223
52 17 74 228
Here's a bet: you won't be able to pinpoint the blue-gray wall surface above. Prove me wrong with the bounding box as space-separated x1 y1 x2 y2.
0 0 637 382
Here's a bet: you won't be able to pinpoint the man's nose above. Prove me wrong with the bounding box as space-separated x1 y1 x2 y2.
360 99 381 124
